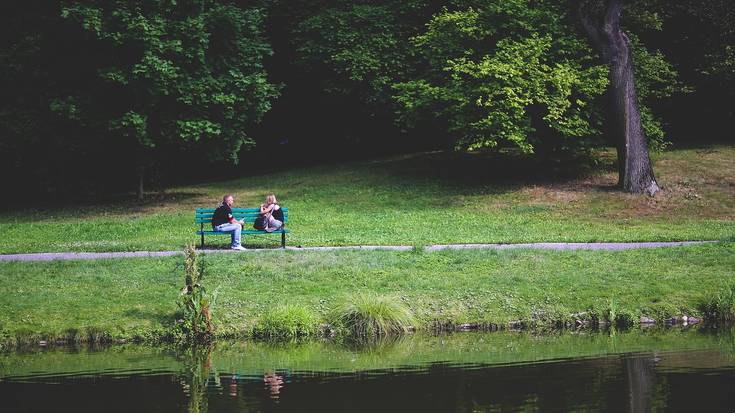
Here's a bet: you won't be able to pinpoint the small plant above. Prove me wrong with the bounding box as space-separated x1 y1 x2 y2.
699 285 735 324
331 294 415 339
176 245 213 342
606 298 618 324
253 305 317 339
603 299 635 328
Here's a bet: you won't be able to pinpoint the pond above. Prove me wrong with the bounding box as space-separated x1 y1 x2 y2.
2 328 735 412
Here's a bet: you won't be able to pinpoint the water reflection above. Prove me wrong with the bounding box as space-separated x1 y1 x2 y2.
625 353 658 413
2 328 735 412
263 370 285 400
177 344 214 413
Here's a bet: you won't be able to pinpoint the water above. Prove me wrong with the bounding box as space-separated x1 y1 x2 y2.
2 328 735 412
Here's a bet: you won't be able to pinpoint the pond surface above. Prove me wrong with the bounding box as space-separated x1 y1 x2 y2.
2 328 735 412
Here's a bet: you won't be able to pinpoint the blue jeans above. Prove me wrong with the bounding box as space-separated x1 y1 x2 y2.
214 223 242 248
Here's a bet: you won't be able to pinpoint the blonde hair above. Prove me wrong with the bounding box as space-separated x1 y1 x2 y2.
265 194 277 205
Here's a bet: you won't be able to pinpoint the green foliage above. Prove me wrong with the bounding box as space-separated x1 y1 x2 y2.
699 285 735 324
293 0 427 106
330 294 415 338
58 0 279 165
253 305 318 339
393 1 609 155
176 245 213 342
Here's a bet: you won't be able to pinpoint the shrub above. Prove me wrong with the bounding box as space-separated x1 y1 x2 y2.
699 285 735 324
254 305 317 339
331 294 415 339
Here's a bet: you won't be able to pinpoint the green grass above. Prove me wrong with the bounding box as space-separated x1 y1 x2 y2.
253 304 318 339
1 146 733 254
330 294 416 338
1 242 733 345
699 285 735 323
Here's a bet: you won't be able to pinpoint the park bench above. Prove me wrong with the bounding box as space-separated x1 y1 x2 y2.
195 207 289 248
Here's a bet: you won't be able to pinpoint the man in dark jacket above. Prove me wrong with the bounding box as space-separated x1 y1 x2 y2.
212 194 246 250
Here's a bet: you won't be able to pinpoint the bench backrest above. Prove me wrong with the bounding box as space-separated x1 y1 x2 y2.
195 207 289 225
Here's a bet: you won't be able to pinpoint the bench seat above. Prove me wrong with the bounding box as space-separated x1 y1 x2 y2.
196 229 290 236
195 207 289 248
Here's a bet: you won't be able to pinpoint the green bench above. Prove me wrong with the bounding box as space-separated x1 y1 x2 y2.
195 207 289 248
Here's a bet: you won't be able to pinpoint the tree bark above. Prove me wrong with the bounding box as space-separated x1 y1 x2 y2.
577 0 660 195
136 164 145 202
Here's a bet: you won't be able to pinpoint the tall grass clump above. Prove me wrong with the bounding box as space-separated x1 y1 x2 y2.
175 245 213 342
253 305 317 339
331 294 415 339
699 285 735 324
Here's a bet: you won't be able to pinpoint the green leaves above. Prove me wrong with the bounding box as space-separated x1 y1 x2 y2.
59 1 279 165
294 2 419 104
176 119 221 142
109 111 149 147
394 1 609 154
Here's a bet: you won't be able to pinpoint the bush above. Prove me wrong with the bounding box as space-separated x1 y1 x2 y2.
699 285 735 324
331 294 415 339
254 305 318 339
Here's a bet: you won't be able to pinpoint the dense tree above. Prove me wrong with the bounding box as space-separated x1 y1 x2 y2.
0 1 278 201
1 0 731 201
289 0 683 191
59 0 279 200
393 0 610 156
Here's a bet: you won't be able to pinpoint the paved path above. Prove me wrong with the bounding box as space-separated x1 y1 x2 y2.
0 241 716 262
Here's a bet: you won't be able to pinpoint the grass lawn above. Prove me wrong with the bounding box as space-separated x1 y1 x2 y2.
0 146 733 254
1 242 733 345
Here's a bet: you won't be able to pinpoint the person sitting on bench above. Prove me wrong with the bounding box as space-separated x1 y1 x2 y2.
257 194 284 233
212 194 247 251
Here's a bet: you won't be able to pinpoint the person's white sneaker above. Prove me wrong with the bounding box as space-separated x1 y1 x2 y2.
231 245 247 251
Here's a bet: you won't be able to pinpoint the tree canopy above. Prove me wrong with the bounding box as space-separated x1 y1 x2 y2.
0 0 732 200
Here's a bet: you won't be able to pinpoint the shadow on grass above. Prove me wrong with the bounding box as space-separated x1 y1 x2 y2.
0 191 203 217
365 149 614 192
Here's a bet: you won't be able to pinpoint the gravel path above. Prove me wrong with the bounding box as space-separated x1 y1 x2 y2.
0 241 717 262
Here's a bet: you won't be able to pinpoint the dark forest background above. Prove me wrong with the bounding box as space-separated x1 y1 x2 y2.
1 0 732 204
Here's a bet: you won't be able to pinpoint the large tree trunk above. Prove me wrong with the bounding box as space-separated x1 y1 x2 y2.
136 164 145 202
577 0 660 195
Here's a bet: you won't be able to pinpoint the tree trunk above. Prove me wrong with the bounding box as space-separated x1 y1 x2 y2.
577 0 660 195
136 164 145 202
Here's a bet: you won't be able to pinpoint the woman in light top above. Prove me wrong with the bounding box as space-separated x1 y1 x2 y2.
259 194 284 232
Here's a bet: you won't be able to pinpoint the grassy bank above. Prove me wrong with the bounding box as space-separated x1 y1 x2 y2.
1 243 733 346
1 146 733 254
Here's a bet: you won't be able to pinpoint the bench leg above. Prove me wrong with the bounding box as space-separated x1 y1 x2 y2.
201 233 205 248
281 232 286 249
